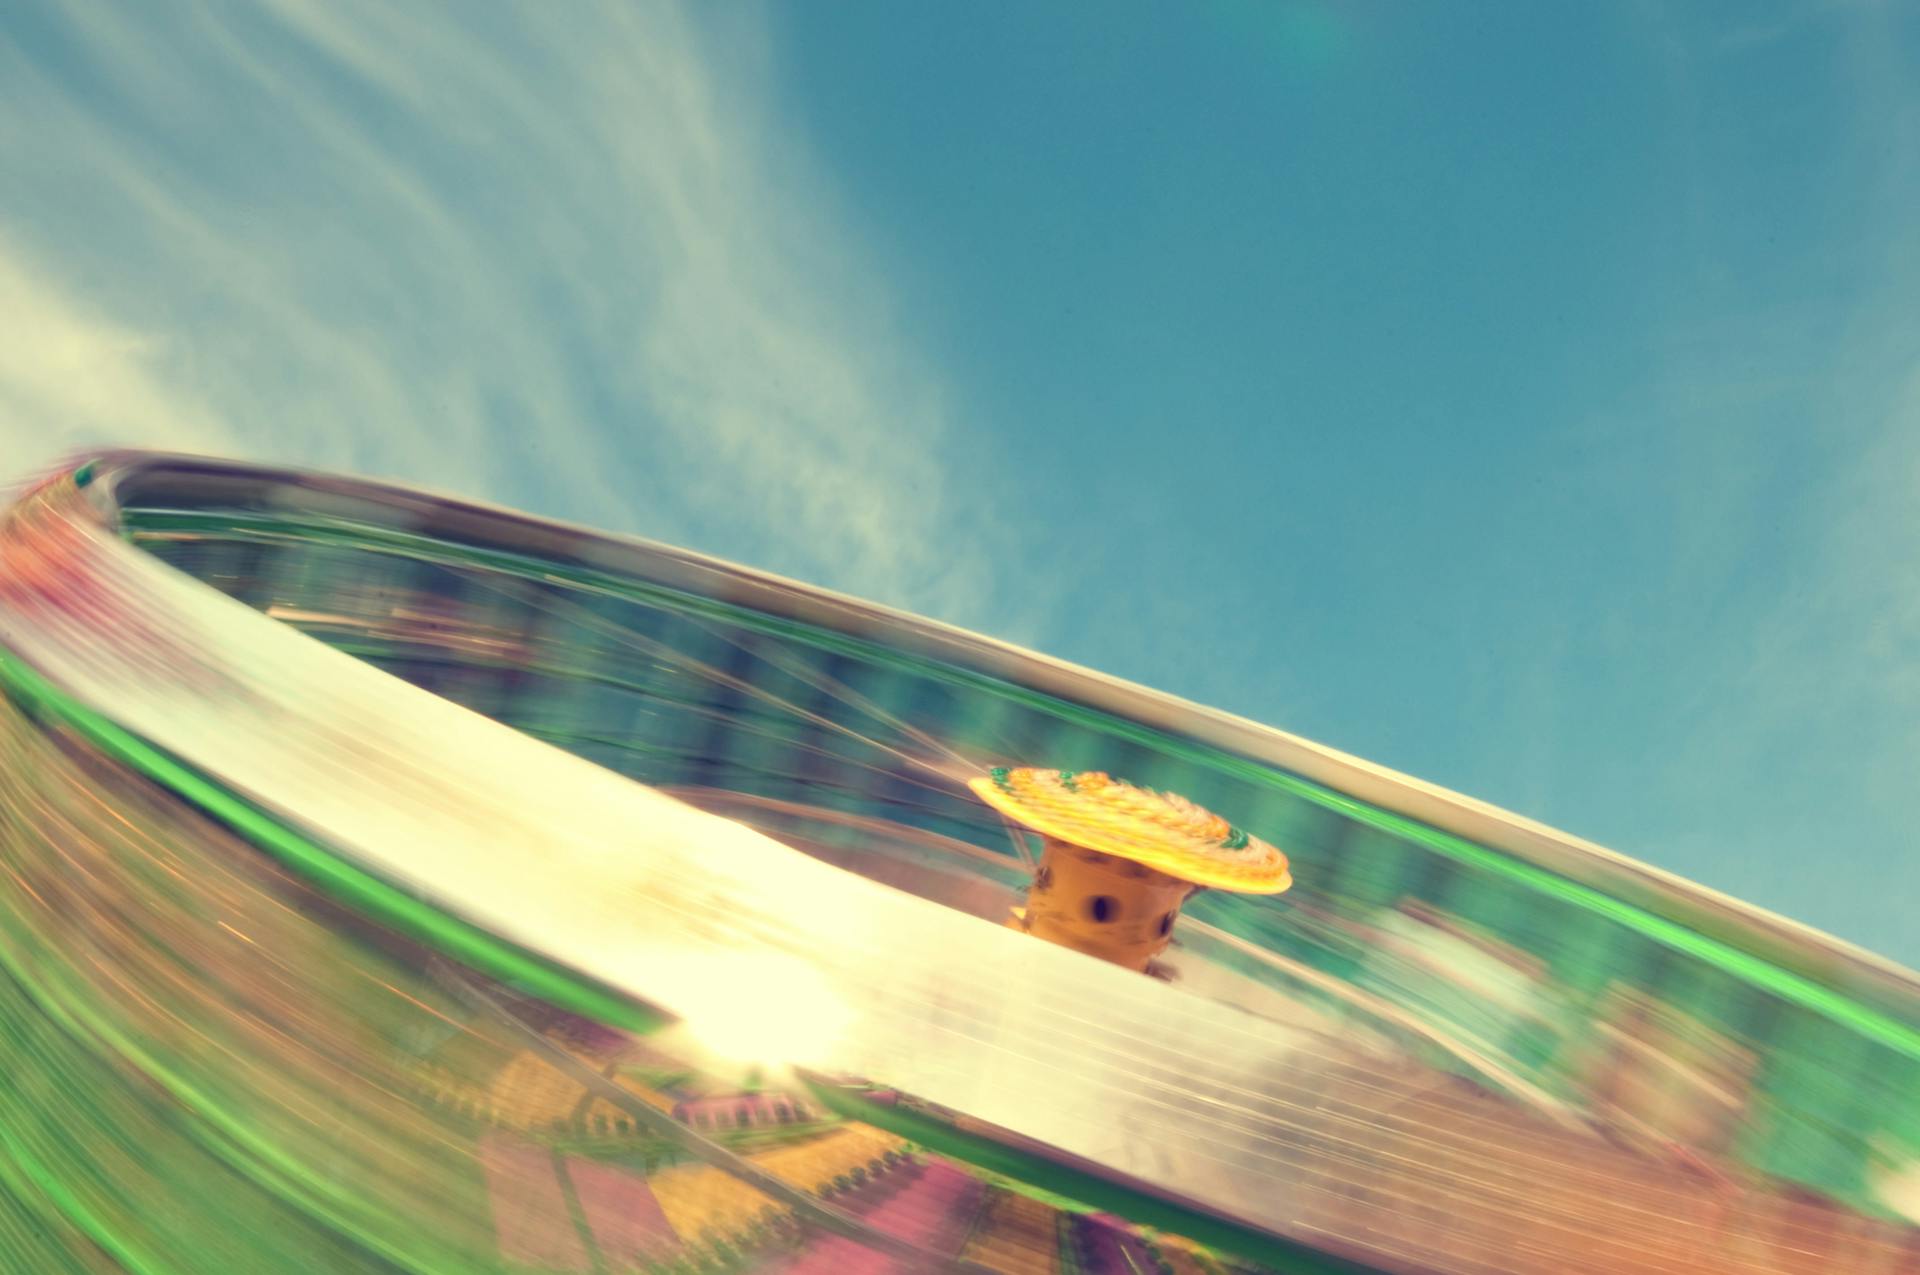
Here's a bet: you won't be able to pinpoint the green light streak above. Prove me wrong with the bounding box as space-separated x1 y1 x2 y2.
0 646 665 1042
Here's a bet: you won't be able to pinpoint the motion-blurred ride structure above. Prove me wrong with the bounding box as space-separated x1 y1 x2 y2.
2 451 1918 1274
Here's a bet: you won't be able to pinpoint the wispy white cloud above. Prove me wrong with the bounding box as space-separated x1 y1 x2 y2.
0 234 235 465
0 0 1004 625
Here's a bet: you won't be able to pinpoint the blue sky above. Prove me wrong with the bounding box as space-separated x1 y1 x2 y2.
2 2 1917 964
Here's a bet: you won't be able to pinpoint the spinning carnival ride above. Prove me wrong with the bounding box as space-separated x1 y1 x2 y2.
2 452 1919 1274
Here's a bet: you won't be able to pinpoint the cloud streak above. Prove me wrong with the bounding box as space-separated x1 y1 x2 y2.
0 0 1000 624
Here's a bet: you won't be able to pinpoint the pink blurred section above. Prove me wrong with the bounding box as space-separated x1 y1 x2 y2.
478 1137 588 1271
563 1157 678 1267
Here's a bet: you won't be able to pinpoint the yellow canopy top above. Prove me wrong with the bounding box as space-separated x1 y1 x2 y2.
969 766 1292 894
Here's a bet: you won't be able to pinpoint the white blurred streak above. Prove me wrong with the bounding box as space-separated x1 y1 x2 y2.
0 499 1323 1236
